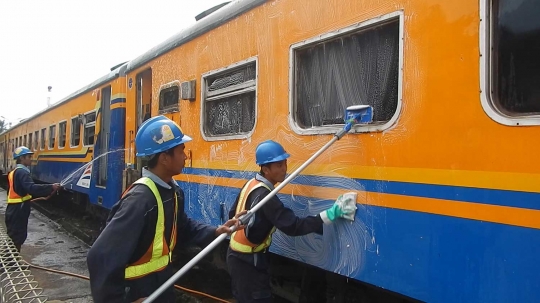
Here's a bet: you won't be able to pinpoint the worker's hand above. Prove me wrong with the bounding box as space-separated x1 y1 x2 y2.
215 210 247 236
132 298 146 303
52 183 62 192
319 193 357 224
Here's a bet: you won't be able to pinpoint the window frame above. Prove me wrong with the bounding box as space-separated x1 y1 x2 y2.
288 11 404 136
58 120 67 149
83 110 97 147
40 128 46 150
28 132 33 151
479 0 540 126
70 115 81 148
48 124 56 150
33 131 39 151
200 56 259 142
158 80 181 115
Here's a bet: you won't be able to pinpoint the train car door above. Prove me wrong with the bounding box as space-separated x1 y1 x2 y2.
96 85 111 187
135 69 152 173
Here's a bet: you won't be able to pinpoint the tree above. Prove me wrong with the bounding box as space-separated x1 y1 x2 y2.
0 117 11 133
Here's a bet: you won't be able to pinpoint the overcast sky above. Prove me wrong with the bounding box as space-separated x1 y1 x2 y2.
0 0 229 125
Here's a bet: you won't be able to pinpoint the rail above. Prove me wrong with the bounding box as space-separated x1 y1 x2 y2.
0 224 47 303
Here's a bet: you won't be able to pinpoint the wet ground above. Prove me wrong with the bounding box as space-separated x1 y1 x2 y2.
0 189 93 302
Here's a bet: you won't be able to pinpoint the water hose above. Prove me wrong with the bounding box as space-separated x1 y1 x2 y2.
24 260 231 303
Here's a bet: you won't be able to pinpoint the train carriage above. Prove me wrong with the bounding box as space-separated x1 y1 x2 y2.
1 0 539 302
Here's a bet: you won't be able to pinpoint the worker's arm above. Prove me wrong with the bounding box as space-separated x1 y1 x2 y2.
257 189 324 236
14 170 55 197
86 185 149 303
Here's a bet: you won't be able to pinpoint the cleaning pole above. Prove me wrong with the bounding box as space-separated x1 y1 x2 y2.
143 105 374 303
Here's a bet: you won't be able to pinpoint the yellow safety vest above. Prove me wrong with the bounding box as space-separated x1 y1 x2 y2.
124 177 178 279
229 178 276 253
7 168 32 204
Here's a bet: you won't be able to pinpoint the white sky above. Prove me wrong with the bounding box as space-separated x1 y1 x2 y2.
0 0 229 125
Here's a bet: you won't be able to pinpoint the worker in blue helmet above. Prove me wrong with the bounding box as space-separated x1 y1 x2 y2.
87 115 245 303
5 146 61 252
227 140 355 303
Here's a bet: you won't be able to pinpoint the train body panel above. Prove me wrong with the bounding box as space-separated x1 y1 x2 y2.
2 0 539 302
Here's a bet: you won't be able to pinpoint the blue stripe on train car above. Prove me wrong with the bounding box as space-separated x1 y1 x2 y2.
182 168 540 211
177 180 540 303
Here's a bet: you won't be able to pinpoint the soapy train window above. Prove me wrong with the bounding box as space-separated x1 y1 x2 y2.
293 18 400 128
159 83 180 114
491 0 540 115
203 60 256 138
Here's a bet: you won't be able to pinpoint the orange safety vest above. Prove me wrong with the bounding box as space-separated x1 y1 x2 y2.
7 168 32 204
123 177 178 279
229 178 276 253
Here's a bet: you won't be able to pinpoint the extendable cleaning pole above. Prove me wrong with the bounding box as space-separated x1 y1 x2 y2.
143 105 374 303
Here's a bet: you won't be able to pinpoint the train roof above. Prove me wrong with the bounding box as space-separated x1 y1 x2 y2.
125 0 266 73
1 0 266 136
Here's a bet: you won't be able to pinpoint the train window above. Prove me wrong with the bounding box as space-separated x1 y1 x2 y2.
201 58 257 140
34 131 38 151
58 121 67 148
481 0 540 125
83 111 96 146
158 81 180 114
290 13 402 134
40 128 46 150
48 125 56 149
28 133 33 150
71 116 81 147
23 135 27 147
19 136 22 147
15 137 18 147
490 0 540 116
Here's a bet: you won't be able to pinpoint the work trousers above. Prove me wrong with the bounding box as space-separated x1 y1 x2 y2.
227 247 272 303
5 202 31 252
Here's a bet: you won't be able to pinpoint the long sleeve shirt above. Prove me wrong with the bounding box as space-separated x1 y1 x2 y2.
228 173 323 245
87 168 217 303
12 164 54 198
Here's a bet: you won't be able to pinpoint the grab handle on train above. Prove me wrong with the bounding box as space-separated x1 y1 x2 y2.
143 105 374 303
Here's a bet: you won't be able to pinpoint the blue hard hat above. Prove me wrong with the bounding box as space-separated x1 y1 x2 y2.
255 140 290 165
13 146 33 160
135 115 192 157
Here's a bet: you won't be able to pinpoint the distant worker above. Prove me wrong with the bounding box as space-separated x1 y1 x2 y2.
6 146 61 252
87 115 245 303
227 140 356 303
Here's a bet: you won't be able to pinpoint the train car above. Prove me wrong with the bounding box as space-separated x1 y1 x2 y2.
0 64 127 217
120 0 540 302
1 0 539 302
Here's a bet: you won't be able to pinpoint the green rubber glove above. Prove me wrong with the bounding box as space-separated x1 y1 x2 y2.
319 192 358 224
320 203 354 224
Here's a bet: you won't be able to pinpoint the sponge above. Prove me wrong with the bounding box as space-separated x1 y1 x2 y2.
336 192 358 221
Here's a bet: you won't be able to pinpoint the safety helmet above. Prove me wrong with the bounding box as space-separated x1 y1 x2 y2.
13 146 33 160
135 115 192 157
255 140 290 165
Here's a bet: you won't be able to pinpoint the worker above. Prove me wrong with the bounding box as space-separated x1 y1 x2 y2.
227 140 356 303
6 146 61 252
87 115 245 303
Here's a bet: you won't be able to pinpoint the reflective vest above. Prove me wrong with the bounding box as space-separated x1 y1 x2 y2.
124 177 178 279
229 178 276 253
7 168 32 204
